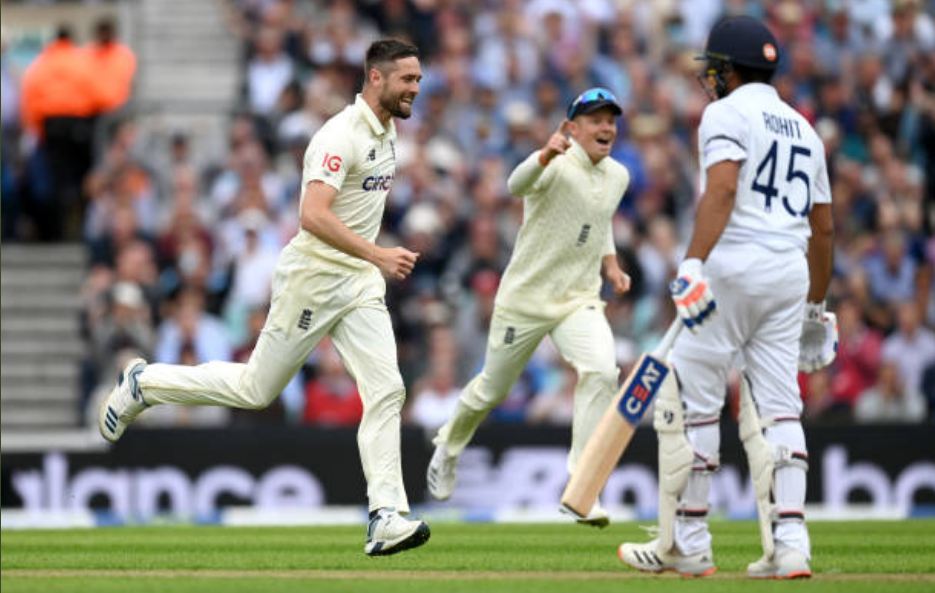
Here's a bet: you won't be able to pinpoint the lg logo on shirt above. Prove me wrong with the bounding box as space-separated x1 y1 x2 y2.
321 153 343 174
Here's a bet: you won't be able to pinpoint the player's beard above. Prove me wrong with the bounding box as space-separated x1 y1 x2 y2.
380 88 414 119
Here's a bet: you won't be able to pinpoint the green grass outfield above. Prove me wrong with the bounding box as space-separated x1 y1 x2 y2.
2 521 934 592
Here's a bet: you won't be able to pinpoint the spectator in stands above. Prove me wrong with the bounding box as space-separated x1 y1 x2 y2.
84 18 137 115
20 26 97 240
154 289 233 364
453 270 499 384
863 230 918 308
222 208 279 343
89 281 155 380
830 297 883 410
303 337 362 426
247 26 294 117
440 213 507 304
881 301 935 397
855 360 927 423
210 139 287 218
407 325 461 430
527 364 577 426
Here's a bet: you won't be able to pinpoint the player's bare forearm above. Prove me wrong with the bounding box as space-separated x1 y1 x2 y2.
806 203 834 303
300 181 418 280
684 161 741 261
301 182 379 264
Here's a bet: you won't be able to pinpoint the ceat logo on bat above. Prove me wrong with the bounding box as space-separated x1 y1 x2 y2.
618 357 669 425
322 153 343 173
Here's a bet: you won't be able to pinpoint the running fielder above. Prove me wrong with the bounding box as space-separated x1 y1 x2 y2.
618 16 837 578
427 88 632 527
100 39 431 557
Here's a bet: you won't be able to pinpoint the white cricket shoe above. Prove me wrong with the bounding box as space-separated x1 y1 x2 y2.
617 538 716 577
747 544 812 579
577 503 610 528
426 446 458 501
559 502 610 528
99 358 148 443
364 508 431 556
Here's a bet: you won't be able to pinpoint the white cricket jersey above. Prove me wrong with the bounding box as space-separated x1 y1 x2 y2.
699 83 831 253
497 140 629 319
290 94 397 271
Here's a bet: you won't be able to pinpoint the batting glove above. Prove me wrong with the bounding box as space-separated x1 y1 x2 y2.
798 302 838 372
669 258 716 333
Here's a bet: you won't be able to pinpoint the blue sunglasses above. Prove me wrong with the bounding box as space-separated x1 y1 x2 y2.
567 87 622 120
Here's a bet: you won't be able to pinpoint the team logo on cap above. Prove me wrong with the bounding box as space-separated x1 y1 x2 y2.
763 43 777 62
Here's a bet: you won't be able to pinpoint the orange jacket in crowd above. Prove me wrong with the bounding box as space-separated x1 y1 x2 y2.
20 38 97 135
20 38 136 136
84 40 137 113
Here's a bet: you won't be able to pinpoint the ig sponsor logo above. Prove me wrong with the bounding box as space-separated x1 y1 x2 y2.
321 153 343 173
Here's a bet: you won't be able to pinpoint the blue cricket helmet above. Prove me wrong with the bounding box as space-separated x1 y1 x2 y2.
701 15 780 71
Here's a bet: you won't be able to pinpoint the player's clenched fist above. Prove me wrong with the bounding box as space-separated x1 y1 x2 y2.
374 246 420 281
606 266 631 296
669 258 716 332
539 120 572 166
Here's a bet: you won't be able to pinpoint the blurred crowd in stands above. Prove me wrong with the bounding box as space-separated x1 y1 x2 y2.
2 0 933 429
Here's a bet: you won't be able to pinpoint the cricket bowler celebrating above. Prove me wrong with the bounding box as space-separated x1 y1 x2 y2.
618 16 837 578
100 39 431 556
427 88 632 527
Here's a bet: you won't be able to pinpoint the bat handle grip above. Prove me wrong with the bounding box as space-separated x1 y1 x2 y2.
653 319 684 359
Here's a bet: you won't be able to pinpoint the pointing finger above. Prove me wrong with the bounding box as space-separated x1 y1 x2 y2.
558 119 571 136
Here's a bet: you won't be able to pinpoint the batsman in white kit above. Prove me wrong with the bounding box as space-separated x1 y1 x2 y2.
617 16 837 578
427 88 633 527
99 39 431 556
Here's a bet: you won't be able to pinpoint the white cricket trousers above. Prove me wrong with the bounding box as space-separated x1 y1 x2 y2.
670 242 811 557
138 242 411 513
435 302 618 473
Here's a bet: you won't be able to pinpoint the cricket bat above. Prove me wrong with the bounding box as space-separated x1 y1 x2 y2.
561 319 683 518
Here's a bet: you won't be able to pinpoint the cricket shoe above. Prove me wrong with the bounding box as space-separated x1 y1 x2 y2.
617 538 716 577
559 503 610 528
747 544 811 579
99 358 148 443
364 508 431 556
426 445 458 501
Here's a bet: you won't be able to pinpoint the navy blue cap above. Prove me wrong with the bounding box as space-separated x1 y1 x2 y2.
701 15 780 70
566 87 623 120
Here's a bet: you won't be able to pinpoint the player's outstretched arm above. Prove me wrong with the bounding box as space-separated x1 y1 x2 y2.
507 120 570 195
301 180 419 280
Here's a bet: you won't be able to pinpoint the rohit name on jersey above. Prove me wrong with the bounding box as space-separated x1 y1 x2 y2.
762 111 802 140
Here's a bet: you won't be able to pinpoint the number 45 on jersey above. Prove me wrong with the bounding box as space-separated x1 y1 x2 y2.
752 140 811 217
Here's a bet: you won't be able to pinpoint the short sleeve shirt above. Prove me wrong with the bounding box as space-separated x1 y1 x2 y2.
292 94 398 271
